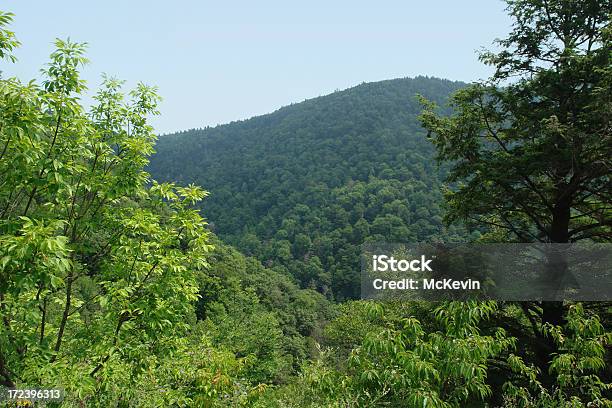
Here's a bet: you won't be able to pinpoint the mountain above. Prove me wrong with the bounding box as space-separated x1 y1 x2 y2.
148 76 475 300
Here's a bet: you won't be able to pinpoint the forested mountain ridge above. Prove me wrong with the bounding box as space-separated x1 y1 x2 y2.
2 1 610 405
149 76 473 299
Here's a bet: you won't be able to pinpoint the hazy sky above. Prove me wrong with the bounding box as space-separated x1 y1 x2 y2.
3 1 512 134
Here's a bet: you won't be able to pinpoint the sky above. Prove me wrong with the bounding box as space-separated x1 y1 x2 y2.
2 1 512 134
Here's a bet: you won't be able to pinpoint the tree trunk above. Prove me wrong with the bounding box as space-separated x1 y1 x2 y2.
537 186 572 387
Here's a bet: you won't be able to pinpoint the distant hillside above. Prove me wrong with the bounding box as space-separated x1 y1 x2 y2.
148 76 475 299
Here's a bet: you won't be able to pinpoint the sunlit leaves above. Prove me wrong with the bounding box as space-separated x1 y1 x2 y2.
302 302 513 407
0 11 19 62
41 39 88 94
0 10 216 405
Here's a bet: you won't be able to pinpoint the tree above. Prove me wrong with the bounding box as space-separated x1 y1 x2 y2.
421 0 611 247
420 0 611 397
0 12 234 405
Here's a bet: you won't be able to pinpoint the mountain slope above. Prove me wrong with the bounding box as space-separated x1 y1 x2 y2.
148 76 473 299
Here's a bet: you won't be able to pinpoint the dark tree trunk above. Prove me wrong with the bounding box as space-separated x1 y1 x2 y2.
0 351 14 388
537 186 572 387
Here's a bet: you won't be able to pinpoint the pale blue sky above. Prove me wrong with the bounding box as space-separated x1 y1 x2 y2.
2 1 511 134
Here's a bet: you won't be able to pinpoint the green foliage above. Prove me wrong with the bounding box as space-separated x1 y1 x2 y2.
258 302 504 407
419 0 611 244
0 11 18 63
322 301 385 361
417 0 612 405
1 2 610 406
197 239 334 384
262 302 611 408
148 77 470 300
318 302 512 407
503 304 611 407
0 12 258 406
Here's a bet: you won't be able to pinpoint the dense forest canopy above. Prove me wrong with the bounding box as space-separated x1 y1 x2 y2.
1 0 611 406
0 11 332 405
148 77 473 300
